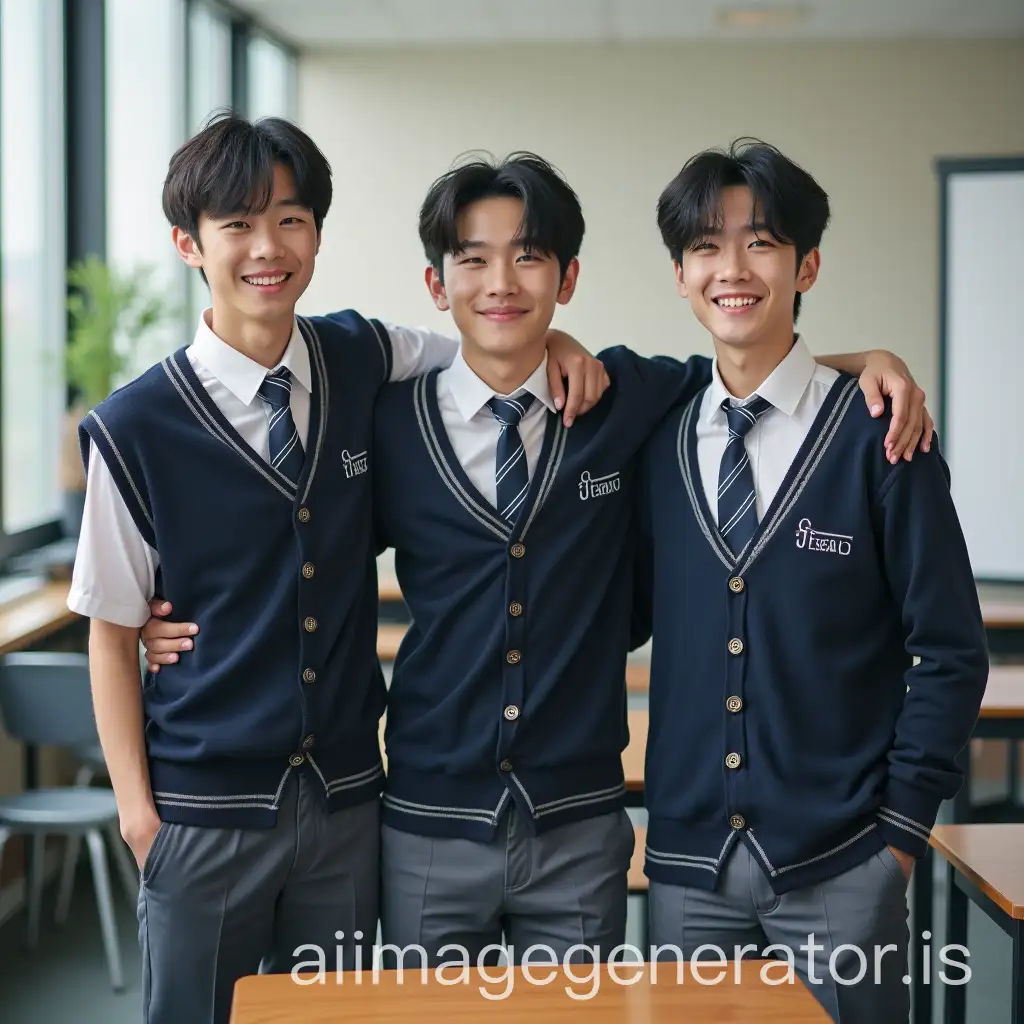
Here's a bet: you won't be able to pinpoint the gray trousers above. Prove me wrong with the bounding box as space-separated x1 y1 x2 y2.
138 772 379 1024
649 840 910 1023
380 805 635 965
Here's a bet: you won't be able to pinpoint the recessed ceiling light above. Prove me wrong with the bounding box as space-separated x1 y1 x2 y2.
717 5 810 29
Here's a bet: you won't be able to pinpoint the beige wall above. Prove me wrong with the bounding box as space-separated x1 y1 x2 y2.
297 40 1024 405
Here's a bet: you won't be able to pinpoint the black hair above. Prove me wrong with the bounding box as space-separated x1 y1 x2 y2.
162 111 332 244
656 138 830 321
418 152 585 282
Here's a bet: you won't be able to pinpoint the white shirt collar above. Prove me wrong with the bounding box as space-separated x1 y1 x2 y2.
703 335 817 423
443 347 557 424
188 309 313 407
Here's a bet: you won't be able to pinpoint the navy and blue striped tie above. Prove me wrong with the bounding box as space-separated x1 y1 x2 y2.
487 393 535 525
257 367 304 487
717 395 772 556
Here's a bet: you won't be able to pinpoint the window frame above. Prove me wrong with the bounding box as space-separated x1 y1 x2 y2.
0 0 71 567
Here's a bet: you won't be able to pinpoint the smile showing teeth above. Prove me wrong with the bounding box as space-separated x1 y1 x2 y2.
243 273 290 286
715 296 760 308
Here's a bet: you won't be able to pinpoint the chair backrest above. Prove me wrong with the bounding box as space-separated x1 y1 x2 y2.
0 652 99 747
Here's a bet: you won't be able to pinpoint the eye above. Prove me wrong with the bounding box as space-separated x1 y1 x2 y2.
692 241 716 252
516 253 541 263
281 216 305 225
224 221 249 230
750 237 774 248
458 256 485 265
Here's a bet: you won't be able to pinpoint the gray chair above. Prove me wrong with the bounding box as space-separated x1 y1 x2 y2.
0 652 138 991
55 742 110 925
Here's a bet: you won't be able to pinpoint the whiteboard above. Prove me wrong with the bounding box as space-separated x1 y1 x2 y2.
941 162 1024 581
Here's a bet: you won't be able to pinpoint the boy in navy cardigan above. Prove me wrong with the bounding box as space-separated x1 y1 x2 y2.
68 116 604 1024
638 140 988 1022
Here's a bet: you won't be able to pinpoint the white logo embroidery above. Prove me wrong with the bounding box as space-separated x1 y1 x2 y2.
579 470 621 501
795 518 852 556
341 449 368 479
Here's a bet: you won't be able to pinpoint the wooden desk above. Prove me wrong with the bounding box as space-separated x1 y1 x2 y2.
0 579 82 791
377 623 406 662
957 665 1024 823
378 572 403 606
0 580 78 655
230 960 829 1023
623 708 647 793
626 661 649 695
979 583 1024 631
911 824 1024 1024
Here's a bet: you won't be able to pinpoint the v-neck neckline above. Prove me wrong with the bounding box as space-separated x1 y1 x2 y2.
166 318 326 501
420 369 564 540
680 375 858 573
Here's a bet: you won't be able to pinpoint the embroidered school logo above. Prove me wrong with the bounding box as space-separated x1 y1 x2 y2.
795 518 852 556
579 470 621 501
341 449 368 479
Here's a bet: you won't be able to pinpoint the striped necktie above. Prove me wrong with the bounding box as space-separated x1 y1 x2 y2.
487 392 535 525
257 367 304 487
717 395 772 556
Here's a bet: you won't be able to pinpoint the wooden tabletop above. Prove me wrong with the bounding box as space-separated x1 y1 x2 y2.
230 960 829 1023
977 583 1024 629
930 824 1024 920
623 708 647 791
980 665 1024 718
377 622 406 661
0 580 78 655
629 825 648 891
378 572 403 604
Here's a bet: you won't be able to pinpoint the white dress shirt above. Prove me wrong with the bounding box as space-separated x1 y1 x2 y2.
697 337 840 524
69 312 459 627
435 349 557 509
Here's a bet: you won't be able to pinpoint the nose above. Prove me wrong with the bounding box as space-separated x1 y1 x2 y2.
716 243 752 283
250 225 286 261
484 257 518 297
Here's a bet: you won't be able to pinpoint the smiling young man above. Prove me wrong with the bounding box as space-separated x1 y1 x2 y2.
637 140 988 1022
66 116 606 1024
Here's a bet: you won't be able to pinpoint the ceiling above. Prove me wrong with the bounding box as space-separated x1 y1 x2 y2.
232 0 1024 48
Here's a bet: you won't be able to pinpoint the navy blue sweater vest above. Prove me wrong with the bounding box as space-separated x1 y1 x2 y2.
373 347 711 840
79 312 392 828
638 377 988 894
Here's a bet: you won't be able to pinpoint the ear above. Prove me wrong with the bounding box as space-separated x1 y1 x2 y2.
673 259 689 299
796 248 820 294
555 257 580 306
425 264 449 311
172 226 204 269
315 228 322 256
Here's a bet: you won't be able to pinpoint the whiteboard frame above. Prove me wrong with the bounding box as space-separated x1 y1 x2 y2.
937 155 1024 584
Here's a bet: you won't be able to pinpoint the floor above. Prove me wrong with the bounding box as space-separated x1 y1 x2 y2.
0 804 1014 1024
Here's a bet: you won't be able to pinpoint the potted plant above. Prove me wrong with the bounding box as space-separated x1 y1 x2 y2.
60 256 181 535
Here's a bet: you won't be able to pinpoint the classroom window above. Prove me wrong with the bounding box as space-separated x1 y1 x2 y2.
0 0 66 537
186 0 233 325
247 33 297 120
188 0 232 132
106 0 189 364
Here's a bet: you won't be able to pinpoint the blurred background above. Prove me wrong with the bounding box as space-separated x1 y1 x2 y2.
0 2 1020 1022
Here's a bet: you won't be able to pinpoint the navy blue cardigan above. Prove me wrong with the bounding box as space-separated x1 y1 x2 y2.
638 378 988 893
373 348 711 840
79 312 391 828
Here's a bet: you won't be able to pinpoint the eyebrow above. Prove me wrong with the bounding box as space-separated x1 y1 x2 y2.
455 236 546 252
697 220 771 237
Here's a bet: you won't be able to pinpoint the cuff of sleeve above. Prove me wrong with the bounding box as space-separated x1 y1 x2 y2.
876 780 943 857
